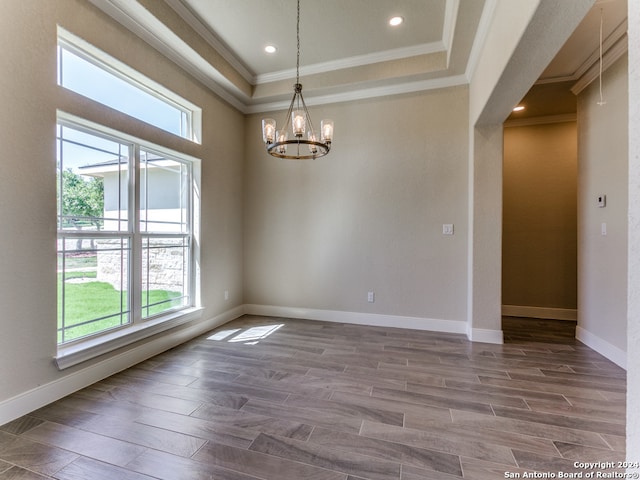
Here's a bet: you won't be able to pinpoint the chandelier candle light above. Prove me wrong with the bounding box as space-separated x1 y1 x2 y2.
261 0 333 159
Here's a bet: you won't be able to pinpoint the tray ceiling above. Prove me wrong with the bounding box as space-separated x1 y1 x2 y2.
90 0 627 116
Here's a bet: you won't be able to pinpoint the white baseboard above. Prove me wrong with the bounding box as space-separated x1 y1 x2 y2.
467 327 504 344
0 305 244 426
502 305 577 321
244 304 468 335
576 326 627 370
0 304 501 425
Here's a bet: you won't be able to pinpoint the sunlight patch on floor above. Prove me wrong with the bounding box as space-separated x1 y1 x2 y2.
207 324 284 344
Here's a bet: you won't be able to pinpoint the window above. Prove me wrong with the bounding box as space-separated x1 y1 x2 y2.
139 149 191 319
57 124 131 344
55 31 202 367
57 118 198 347
57 27 201 143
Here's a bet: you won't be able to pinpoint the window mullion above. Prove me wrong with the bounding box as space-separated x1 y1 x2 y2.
187 162 195 306
131 144 142 324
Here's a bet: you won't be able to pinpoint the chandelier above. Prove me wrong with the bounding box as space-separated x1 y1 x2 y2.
261 0 333 160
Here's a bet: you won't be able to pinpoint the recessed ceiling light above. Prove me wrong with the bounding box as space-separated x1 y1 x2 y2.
389 16 404 26
513 105 525 112
264 45 277 54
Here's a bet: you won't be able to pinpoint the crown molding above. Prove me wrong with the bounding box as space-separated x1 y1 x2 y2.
247 74 469 114
504 113 577 127
573 19 627 80
164 0 256 84
571 32 628 95
87 0 251 112
255 41 447 85
464 0 497 82
535 74 581 85
443 0 460 66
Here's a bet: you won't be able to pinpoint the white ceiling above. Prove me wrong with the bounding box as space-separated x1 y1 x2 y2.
91 0 628 115
181 0 449 79
179 0 451 80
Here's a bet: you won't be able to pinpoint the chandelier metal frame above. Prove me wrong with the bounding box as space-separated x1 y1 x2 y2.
261 0 333 160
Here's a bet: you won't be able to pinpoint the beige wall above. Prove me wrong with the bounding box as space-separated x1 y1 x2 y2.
577 54 628 363
466 0 593 339
503 122 578 313
0 0 244 413
244 88 470 326
627 0 640 461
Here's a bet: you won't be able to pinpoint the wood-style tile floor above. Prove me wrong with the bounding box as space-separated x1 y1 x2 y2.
0 316 626 479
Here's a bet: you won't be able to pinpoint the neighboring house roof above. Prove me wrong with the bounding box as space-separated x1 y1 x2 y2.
78 154 176 176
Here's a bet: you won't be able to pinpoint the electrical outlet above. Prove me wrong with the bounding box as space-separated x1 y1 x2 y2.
443 224 454 235
597 195 606 208
367 291 375 303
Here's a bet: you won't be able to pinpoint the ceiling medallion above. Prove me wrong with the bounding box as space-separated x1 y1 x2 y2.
261 0 333 160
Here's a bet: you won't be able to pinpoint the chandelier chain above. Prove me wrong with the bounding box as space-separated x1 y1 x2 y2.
296 0 300 85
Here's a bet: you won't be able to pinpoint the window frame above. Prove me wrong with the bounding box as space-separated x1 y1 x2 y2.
55 111 202 370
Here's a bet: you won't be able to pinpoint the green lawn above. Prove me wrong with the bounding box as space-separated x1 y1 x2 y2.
58 272 181 344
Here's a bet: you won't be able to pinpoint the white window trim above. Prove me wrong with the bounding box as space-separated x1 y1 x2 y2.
55 111 202 369
55 307 203 370
57 26 202 144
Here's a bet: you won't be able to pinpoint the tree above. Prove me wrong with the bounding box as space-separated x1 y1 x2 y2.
58 169 104 249
59 168 104 230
